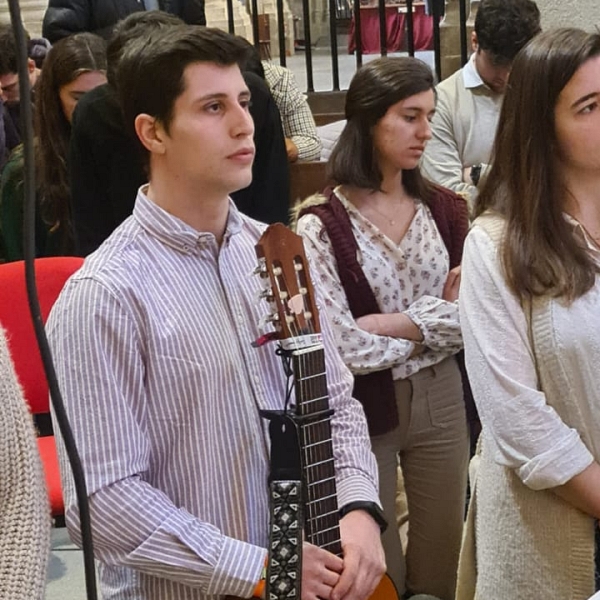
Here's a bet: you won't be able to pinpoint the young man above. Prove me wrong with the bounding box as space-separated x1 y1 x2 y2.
47 25 385 600
69 12 290 256
0 24 40 158
420 0 541 208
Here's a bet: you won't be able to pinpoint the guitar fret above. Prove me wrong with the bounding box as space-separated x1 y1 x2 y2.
305 458 335 469
297 371 326 380
306 509 339 522
306 493 337 505
301 395 328 405
304 438 331 449
307 476 336 487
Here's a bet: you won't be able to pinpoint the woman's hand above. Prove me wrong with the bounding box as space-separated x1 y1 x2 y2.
442 266 462 302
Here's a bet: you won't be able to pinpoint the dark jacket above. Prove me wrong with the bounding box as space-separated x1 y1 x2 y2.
69 73 289 256
42 0 206 43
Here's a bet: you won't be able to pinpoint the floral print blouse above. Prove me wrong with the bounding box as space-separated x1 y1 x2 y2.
296 188 463 380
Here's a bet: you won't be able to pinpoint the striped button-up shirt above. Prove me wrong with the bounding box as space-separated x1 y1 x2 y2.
47 190 379 600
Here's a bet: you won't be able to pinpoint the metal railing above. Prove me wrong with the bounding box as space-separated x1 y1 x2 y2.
226 0 470 92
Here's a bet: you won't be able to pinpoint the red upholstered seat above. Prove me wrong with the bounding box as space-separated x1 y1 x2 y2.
0 257 84 517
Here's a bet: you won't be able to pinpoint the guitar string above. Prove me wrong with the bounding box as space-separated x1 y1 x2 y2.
272 256 341 551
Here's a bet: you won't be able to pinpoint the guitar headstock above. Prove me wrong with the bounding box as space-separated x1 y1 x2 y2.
255 223 321 346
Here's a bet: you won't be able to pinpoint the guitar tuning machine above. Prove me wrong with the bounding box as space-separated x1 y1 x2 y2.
258 288 275 302
253 259 269 278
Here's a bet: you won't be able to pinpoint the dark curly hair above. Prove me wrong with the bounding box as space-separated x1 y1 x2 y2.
0 23 29 76
475 0 541 65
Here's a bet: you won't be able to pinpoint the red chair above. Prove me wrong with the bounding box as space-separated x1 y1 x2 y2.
0 257 84 518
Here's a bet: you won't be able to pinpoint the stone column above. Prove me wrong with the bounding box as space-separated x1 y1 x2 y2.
439 0 476 81
205 0 254 40
0 0 47 38
246 0 295 57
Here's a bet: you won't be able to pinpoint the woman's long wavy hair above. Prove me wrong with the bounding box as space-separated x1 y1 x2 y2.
34 32 106 232
475 28 600 302
328 56 436 203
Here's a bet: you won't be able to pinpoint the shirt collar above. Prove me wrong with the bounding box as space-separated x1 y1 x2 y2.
132 186 244 255
462 53 487 90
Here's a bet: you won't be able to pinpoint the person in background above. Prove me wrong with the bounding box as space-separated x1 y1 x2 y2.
0 23 41 155
0 326 51 600
237 41 321 162
295 57 469 600
48 24 385 600
457 28 600 599
420 0 540 209
42 0 206 43
262 61 321 162
0 33 107 261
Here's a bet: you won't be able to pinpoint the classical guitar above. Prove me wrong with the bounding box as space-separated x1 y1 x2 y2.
254 223 398 600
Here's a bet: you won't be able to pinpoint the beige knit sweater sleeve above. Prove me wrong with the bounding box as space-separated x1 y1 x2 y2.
0 327 51 599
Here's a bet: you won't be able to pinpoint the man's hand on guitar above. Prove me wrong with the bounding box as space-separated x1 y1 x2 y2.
332 510 386 600
301 541 343 600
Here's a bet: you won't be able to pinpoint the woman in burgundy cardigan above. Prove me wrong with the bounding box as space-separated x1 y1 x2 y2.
295 57 470 600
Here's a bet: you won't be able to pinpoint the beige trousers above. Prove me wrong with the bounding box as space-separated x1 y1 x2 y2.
370 356 469 600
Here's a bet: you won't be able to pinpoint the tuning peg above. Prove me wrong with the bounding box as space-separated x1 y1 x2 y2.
253 259 269 277
258 313 280 329
258 288 274 302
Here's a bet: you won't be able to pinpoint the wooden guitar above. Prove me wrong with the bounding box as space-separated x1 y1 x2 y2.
255 223 399 600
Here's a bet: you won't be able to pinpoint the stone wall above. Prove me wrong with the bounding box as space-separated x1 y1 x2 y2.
536 0 600 31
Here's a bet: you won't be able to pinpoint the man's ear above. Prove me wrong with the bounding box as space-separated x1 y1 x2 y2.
471 31 478 53
27 58 36 74
135 114 167 155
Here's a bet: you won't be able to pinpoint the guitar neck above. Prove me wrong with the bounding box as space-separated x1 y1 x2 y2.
292 344 342 558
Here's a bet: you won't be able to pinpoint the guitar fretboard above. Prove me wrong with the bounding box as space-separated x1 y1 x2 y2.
292 345 342 557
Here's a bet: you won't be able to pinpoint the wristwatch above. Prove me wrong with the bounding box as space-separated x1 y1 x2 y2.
339 501 388 533
470 164 482 186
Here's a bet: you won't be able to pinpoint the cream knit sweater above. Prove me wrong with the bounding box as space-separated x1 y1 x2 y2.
0 327 51 599
456 214 596 600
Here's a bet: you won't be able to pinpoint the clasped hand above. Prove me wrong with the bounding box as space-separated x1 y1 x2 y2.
301 510 386 600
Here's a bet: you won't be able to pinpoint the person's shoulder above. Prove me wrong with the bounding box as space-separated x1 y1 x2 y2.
436 66 462 92
71 218 145 293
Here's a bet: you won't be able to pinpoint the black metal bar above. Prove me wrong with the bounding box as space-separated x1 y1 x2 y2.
432 0 442 82
226 0 235 34
328 0 340 90
301 0 314 92
276 0 286 67
378 0 387 56
251 0 260 50
459 0 468 66
353 0 363 68
406 0 415 57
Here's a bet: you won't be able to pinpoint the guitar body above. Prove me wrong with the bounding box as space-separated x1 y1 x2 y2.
371 573 400 600
256 224 400 600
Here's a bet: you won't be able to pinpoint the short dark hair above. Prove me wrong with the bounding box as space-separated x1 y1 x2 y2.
329 57 435 200
116 25 248 149
106 10 184 88
235 35 265 80
474 0 541 64
0 23 30 76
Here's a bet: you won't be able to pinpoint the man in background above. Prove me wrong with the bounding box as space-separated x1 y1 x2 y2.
420 0 541 208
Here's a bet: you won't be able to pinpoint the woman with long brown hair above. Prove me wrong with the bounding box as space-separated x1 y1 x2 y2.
295 57 470 600
0 32 106 261
458 28 600 599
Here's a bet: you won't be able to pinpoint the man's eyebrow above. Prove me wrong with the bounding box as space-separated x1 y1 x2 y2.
571 92 599 109
195 90 252 102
